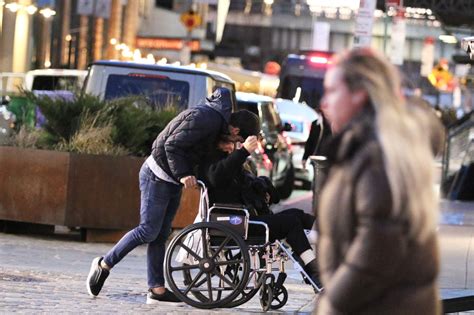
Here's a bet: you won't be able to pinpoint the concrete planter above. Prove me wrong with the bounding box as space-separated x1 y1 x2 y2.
0 146 198 241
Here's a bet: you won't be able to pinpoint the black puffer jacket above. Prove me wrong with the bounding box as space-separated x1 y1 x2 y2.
198 147 279 216
151 88 232 182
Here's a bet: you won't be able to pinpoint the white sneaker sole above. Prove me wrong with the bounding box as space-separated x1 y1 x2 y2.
146 296 183 306
86 257 102 297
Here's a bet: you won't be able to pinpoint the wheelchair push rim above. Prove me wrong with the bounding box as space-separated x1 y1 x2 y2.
165 222 251 309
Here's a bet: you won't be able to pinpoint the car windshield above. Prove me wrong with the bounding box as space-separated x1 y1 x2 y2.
236 100 280 133
104 74 189 110
259 102 280 133
280 75 324 109
32 76 79 91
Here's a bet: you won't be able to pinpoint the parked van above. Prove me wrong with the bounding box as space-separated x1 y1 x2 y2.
24 69 87 91
276 51 333 109
83 61 236 111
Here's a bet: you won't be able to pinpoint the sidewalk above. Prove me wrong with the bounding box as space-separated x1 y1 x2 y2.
0 231 318 313
0 193 473 313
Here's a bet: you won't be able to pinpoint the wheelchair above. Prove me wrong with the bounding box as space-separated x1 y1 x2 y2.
164 181 323 311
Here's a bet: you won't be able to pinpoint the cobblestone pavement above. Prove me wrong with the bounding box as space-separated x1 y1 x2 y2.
0 232 317 314
2 195 473 314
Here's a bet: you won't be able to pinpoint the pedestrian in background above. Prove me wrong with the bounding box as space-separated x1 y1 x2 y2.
86 88 238 304
316 48 441 314
302 109 332 168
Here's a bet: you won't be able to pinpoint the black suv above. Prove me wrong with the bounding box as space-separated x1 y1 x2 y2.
236 92 294 199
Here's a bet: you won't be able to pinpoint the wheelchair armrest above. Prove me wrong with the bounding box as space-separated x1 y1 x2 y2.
248 220 270 244
212 203 246 209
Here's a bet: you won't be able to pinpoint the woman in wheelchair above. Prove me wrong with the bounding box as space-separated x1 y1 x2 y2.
197 130 321 288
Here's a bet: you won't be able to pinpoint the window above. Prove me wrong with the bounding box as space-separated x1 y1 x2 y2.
236 100 259 116
32 76 79 91
155 0 173 9
104 74 189 111
259 102 280 133
280 75 324 109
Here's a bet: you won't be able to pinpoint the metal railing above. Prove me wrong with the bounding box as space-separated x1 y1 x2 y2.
441 112 474 198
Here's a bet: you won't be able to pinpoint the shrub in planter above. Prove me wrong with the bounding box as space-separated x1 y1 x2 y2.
11 92 179 156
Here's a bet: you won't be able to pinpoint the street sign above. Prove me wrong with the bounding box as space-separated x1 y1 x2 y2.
77 0 94 16
312 22 330 51
37 0 55 7
428 59 455 92
180 11 202 32
386 0 403 7
420 37 434 77
353 0 377 47
95 0 112 19
389 8 406 65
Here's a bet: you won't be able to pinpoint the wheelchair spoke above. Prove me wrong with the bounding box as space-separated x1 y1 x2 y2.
213 269 237 289
183 270 204 295
193 275 208 288
170 263 199 272
200 228 209 259
178 242 202 261
216 259 244 266
210 236 231 260
206 273 213 302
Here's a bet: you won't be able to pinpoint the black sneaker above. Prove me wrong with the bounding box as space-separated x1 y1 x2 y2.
146 288 182 305
86 257 109 297
302 259 323 290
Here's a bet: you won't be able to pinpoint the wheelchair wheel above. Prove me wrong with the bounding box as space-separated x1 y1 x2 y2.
270 285 288 310
165 222 250 309
259 274 274 312
222 249 264 308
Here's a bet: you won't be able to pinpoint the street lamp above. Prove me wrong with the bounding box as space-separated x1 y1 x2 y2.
39 7 56 19
5 2 21 12
25 5 37 15
65 34 73 68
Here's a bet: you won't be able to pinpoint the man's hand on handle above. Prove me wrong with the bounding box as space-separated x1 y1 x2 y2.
180 175 197 188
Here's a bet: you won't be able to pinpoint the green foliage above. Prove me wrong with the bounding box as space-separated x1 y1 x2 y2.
108 100 179 156
13 92 179 156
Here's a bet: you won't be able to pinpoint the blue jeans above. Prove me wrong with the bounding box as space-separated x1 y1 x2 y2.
103 162 182 288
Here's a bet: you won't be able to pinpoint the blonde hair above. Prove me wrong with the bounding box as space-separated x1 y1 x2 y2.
333 48 438 242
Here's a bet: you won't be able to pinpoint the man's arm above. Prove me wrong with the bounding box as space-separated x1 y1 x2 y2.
205 148 250 187
164 109 220 181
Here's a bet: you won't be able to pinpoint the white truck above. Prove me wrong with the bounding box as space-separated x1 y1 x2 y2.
82 61 236 111
24 69 87 92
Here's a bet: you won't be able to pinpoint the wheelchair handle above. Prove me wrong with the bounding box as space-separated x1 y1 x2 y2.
196 179 206 189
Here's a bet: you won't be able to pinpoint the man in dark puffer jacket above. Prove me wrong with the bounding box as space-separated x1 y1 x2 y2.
87 88 238 304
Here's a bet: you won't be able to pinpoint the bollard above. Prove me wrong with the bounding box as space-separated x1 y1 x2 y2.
309 155 328 214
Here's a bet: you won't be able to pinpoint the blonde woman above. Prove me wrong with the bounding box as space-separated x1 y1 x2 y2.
316 48 441 314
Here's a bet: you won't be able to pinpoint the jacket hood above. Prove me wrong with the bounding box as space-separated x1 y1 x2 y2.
204 87 233 123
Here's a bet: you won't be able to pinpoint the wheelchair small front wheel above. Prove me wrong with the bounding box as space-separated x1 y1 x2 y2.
165 222 250 309
259 274 274 312
270 285 288 310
